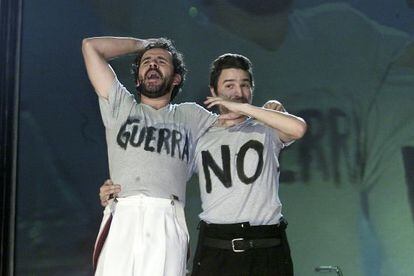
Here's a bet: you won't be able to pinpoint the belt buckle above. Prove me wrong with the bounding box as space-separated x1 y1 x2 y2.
231 238 245 253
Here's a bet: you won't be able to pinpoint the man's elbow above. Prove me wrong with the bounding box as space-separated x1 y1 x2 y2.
291 119 307 140
81 38 94 54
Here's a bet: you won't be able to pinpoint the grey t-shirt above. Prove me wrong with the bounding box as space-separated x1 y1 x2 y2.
194 118 289 225
98 78 217 202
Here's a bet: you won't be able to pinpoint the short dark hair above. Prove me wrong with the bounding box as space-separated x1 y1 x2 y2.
209 53 254 91
132 38 187 101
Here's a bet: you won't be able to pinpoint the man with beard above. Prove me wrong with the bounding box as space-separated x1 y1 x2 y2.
99 53 307 275
82 37 217 276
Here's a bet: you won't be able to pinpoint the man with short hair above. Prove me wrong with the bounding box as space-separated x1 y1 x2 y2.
99 53 306 275
191 53 305 275
82 36 217 276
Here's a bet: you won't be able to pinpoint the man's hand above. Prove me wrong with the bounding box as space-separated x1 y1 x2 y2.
204 96 247 120
263 100 286 113
99 179 121 207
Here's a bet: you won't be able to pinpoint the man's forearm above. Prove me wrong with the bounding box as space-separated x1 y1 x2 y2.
81 36 148 97
239 104 307 140
82 36 146 61
204 96 307 141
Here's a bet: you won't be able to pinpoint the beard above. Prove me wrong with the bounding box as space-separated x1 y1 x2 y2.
136 69 174 99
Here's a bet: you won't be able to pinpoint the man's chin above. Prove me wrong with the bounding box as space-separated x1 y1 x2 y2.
139 82 171 98
140 90 169 98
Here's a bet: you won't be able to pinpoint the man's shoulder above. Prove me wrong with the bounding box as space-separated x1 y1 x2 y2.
173 102 217 117
174 102 203 110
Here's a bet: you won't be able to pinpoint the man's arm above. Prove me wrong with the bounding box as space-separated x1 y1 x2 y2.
205 97 307 142
81 37 146 98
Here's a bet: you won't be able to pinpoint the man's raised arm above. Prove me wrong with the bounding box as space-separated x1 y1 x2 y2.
205 97 307 143
81 37 146 98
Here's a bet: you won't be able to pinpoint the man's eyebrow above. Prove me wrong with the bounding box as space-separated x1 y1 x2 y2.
141 55 170 62
157 56 169 61
222 78 250 83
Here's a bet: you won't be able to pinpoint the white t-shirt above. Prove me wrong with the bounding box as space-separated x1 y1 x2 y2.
195 118 290 225
99 78 217 202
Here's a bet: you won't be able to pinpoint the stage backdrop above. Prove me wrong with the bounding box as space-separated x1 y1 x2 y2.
16 0 414 275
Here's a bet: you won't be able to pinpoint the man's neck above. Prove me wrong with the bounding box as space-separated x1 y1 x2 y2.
140 93 171 110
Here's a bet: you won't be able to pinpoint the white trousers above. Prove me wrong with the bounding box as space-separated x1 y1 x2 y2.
94 195 189 276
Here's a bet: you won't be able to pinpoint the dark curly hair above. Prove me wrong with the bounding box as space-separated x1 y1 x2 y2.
132 38 187 101
209 53 254 92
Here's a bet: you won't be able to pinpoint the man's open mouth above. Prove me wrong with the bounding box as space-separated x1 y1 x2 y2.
145 70 161 80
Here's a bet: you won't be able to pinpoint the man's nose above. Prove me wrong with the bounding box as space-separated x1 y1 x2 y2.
234 85 243 96
149 60 159 68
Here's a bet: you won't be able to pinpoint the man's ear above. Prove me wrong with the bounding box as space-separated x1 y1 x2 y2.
135 79 141 92
209 86 217 97
172 74 182 86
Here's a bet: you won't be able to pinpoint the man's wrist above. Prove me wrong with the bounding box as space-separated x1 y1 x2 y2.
239 103 256 117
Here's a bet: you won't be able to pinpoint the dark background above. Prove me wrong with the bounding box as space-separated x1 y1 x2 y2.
7 0 414 275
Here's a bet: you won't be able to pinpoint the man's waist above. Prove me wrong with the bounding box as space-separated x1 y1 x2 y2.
200 217 288 239
199 218 288 252
118 186 183 202
199 201 282 226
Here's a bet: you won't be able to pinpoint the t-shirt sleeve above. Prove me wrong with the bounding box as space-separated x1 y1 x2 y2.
265 124 294 153
180 103 218 140
98 77 136 128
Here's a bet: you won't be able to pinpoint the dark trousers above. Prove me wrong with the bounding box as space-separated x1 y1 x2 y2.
191 219 294 276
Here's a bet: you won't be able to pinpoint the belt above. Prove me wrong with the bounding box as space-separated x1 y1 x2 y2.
203 237 281 253
201 217 288 232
